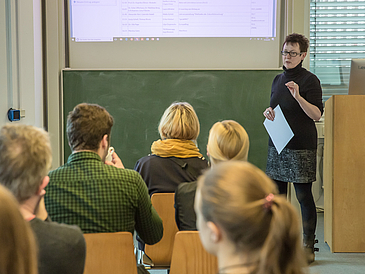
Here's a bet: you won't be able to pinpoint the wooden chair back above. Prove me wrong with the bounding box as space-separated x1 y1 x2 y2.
83 232 137 274
144 193 179 266
169 231 218 274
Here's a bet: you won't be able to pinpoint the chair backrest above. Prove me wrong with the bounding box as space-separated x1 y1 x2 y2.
144 193 179 266
169 231 218 274
83 232 137 274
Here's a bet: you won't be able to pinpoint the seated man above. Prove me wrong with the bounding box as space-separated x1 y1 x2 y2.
45 103 163 245
0 124 86 274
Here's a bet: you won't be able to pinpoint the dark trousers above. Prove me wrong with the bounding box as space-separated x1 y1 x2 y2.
274 180 317 241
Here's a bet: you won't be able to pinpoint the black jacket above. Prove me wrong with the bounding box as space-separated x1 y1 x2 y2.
134 155 208 195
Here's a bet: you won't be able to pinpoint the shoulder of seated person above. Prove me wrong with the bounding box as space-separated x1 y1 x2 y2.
178 181 197 191
32 217 84 235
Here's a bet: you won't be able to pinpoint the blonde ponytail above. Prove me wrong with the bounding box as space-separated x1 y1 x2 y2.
257 196 307 274
207 120 249 165
198 161 306 274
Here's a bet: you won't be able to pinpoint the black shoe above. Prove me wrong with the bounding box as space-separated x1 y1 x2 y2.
303 235 319 264
304 244 315 264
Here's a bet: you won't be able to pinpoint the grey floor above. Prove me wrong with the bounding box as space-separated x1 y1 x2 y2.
309 212 365 274
146 212 365 274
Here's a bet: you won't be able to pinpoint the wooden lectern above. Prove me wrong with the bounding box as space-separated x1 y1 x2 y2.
324 95 365 252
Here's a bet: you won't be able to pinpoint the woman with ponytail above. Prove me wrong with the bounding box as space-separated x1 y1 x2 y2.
195 161 307 274
175 120 249 230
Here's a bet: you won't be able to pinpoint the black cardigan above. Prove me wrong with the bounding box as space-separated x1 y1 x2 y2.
269 62 323 150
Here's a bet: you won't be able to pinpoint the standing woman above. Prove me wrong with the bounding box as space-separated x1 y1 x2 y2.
135 102 208 195
263 33 323 263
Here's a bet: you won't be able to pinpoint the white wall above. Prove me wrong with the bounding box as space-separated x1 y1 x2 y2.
44 0 66 169
45 0 311 169
0 2 9 126
0 0 64 169
1 0 310 169
285 0 310 69
0 0 43 128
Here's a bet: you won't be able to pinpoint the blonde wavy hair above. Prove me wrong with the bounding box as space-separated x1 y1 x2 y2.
158 102 200 140
207 120 249 165
0 185 38 274
0 124 52 203
198 161 307 274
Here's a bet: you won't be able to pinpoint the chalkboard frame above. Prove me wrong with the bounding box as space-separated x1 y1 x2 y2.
62 69 282 170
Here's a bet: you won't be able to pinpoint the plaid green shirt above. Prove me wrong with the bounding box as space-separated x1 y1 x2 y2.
45 151 163 245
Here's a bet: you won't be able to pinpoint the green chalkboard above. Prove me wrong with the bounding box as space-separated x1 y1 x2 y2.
62 69 281 170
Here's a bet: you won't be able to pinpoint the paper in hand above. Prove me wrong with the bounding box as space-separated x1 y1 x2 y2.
263 105 294 154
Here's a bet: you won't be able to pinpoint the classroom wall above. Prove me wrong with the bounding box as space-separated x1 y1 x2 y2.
0 0 310 169
0 2 8 126
43 0 66 169
0 0 43 129
286 0 310 68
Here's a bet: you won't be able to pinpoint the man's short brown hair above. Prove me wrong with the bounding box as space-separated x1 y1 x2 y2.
0 124 52 203
67 103 114 152
283 33 309 53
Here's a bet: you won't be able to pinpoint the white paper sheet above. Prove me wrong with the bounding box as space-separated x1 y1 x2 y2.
263 105 294 154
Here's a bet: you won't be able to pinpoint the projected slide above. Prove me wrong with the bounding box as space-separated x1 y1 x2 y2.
70 0 277 41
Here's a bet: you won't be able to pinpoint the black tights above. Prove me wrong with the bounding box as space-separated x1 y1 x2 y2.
274 180 317 240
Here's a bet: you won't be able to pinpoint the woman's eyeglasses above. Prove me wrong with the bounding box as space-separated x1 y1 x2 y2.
281 51 303 57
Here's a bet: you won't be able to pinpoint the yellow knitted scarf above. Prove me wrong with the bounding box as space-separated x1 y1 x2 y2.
151 139 203 158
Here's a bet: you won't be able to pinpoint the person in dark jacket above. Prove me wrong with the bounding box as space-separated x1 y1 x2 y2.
175 120 249 230
135 102 208 195
0 124 86 274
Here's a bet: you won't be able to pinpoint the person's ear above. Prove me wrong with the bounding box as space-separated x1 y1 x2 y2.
301 52 307 60
207 221 222 243
101 134 108 149
37 176 50 195
206 145 209 157
68 141 74 152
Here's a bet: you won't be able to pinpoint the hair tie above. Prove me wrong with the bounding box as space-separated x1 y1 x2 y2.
263 193 274 211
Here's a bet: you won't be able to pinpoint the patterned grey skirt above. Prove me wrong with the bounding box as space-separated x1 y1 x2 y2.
266 146 317 184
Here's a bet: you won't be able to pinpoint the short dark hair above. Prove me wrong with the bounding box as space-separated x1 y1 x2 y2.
67 103 114 152
283 33 309 53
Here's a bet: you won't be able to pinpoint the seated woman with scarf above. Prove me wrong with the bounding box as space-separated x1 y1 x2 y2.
134 102 208 195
